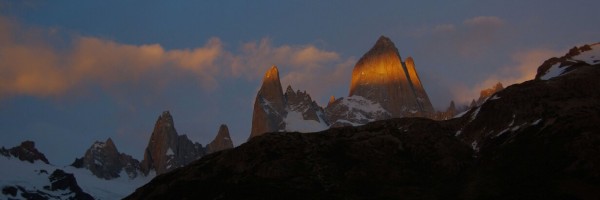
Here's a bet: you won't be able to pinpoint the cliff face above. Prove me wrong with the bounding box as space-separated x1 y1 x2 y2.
140 111 204 175
249 66 287 139
349 36 422 117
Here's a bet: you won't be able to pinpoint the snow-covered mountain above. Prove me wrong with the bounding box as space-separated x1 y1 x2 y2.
249 36 437 139
71 138 143 180
1 142 153 200
1 111 235 199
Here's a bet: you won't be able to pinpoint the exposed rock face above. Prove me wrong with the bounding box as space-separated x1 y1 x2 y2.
326 36 435 125
250 66 287 139
206 124 234 154
404 56 435 114
71 138 142 180
249 66 328 140
349 36 420 116
140 111 205 175
0 141 50 164
127 43 600 200
476 82 504 105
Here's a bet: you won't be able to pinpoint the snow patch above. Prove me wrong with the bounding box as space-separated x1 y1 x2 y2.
489 95 500 100
455 130 462 136
471 141 480 152
496 128 510 137
284 110 328 132
572 44 600 65
532 118 542 125
540 63 565 80
166 147 174 156
470 107 481 121
0 156 154 200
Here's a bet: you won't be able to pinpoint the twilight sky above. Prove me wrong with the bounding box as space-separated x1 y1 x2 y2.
1 0 599 165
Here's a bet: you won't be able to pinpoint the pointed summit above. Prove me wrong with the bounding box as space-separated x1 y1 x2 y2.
249 66 287 140
206 124 234 154
140 111 204 175
372 35 397 51
404 56 435 114
348 36 431 117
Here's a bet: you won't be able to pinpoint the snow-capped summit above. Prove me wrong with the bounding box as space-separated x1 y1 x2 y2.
536 43 600 80
71 138 142 180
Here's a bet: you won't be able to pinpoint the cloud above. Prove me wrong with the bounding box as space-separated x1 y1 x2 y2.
414 16 508 59
463 16 504 27
0 16 355 104
226 38 356 102
449 48 563 104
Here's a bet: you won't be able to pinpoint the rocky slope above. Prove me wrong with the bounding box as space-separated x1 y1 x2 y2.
71 138 142 180
249 66 328 140
126 43 600 200
140 111 205 175
205 124 234 154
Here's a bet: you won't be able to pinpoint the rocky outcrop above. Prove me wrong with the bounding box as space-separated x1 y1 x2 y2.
127 43 600 200
249 66 329 140
140 111 205 175
476 82 504 105
206 124 234 154
536 43 600 80
0 141 50 164
71 138 142 180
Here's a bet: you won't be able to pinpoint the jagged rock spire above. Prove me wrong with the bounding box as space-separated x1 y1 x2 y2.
206 124 234 154
140 111 204 175
249 66 287 140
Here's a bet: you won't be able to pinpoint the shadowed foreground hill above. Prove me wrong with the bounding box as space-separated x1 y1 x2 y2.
126 47 600 200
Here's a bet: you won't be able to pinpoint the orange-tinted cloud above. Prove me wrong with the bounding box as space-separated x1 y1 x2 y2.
226 38 355 102
450 48 563 104
0 16 354 104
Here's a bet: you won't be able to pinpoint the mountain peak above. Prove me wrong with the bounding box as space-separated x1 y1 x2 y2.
206 124 234 154
374 35 394 49
347 36 432 117
0 140 50 164
264 65 280 81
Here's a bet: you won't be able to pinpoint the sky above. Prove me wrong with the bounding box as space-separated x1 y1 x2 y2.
1 0 599 165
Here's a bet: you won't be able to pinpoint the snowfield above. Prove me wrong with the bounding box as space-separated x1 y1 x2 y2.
0 156 154 199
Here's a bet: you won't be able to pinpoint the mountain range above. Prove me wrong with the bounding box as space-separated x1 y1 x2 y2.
2 36 599 199
1 111 234 199
126 41 600 199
